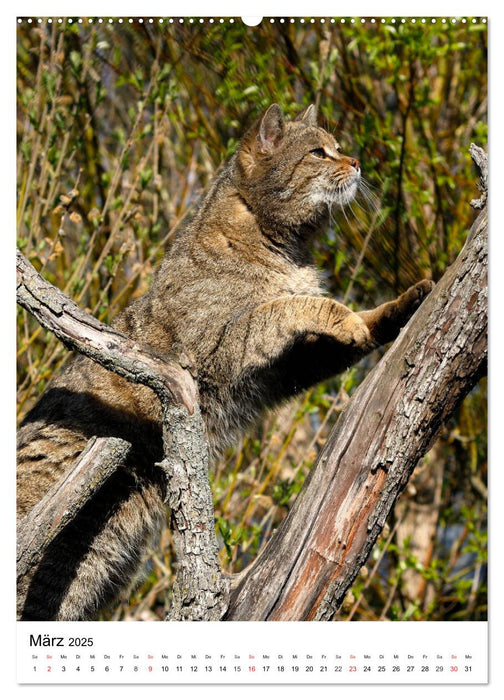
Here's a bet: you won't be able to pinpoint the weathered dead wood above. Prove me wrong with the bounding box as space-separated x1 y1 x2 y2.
161 404 230 620
16 251 229 620
469 143 488 210
225 148 487 621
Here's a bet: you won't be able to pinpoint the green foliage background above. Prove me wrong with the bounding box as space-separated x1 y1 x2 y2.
17 16 487 620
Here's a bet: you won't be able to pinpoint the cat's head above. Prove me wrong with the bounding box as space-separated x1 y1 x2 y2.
232 103 361 234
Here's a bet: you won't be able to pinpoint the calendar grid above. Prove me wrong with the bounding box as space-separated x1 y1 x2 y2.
17 621 488 684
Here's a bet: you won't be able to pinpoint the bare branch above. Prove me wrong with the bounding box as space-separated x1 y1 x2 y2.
161 404 230 620
469 143 488 210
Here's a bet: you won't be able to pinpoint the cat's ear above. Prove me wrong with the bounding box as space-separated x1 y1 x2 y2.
256 104 285 154
295 103 318 126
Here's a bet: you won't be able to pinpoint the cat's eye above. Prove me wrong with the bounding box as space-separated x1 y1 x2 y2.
310 148 328 159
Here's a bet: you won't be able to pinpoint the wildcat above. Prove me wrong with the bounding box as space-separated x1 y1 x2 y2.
17 103 434 620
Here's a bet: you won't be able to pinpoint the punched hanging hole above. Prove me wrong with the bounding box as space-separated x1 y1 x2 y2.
241 16 263 26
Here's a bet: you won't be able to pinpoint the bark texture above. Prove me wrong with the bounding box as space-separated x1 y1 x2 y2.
225 159 487 621
161 404 230 620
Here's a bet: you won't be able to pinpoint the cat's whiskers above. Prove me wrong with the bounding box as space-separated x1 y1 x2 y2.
324 172 368 228
357 177 381 216
327 182 352 226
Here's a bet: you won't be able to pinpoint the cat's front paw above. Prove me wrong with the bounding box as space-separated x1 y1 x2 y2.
337 313 372 348
400 279 435 315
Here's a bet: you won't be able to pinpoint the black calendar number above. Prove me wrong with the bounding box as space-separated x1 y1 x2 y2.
69 637 93 647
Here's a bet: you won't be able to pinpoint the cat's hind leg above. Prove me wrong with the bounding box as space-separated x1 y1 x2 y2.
18 474 166 621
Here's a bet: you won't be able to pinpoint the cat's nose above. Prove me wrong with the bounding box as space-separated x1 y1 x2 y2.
350 158 360 171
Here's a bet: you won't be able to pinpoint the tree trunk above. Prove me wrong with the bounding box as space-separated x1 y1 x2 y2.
225 176 487 621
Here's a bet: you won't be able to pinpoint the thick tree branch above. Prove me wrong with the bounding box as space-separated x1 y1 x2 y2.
16 251 229 620
469 143 488 210
161 404 230 620
225 148 487 621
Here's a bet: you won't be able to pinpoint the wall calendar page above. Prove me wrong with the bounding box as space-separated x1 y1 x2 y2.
13 3 491 693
